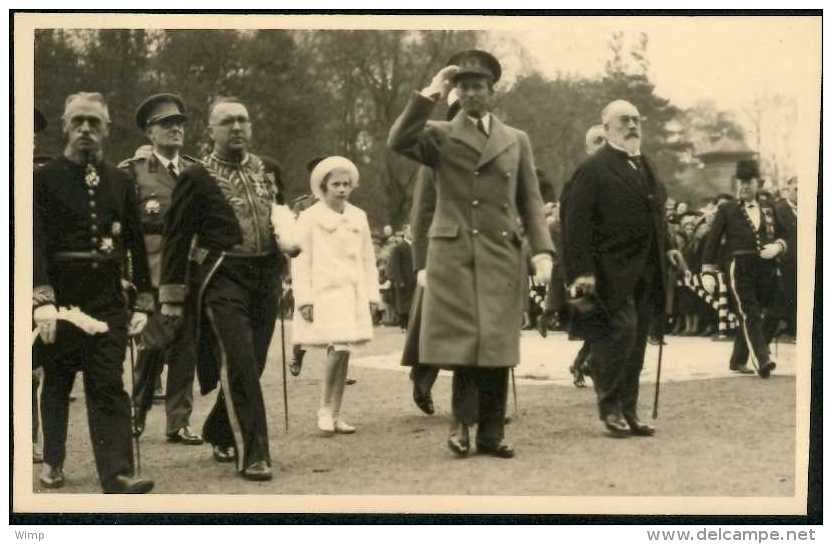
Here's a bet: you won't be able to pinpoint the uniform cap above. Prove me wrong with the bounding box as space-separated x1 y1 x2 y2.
447 49 502 83
135 93 187 130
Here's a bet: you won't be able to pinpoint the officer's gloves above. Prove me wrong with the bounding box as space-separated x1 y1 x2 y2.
531 254 553 286
33 304 58 344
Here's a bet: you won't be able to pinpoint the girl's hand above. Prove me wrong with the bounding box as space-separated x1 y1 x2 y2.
300 305 314 322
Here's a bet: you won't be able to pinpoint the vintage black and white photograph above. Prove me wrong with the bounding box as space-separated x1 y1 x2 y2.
12 12 820 516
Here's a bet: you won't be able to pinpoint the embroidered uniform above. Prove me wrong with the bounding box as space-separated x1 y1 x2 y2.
702 198 787 375
159 152 285 472
34 156 154 491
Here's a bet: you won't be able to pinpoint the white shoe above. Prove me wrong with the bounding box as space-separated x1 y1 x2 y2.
318 412 335 434
334 420 356 434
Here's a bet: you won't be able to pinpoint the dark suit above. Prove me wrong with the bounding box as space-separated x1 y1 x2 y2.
34 157 154 491
563 144 668 421
389 238 416 326
702 199 788 370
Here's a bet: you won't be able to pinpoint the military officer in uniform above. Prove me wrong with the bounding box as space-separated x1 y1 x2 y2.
33 92 155 492
702 160 788 378
563 100 683 438
389 50 554 458
119 94 202 445
159 96 287 481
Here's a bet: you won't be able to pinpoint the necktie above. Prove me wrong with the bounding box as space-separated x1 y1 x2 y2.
476 117 488 138
168 162 178 178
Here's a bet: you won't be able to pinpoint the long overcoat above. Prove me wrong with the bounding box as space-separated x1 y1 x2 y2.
388 92 554 368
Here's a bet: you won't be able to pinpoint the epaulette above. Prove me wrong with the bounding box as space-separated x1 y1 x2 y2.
117 156 142 170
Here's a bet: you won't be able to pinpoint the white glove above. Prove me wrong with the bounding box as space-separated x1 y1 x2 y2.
128 311 149 337
416 269 427 288
33 304 58 344
271 204 301 256
702 274 717 294
531 254 553 286
421 65 460 101
759 242 782 260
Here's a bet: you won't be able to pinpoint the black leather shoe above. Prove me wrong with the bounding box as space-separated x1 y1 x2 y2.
212 445 236 463
447 424 470 457
730 364 755 374
758 360 776 379
477 441 515 458
242 461 273 481
624 415 656 437
603 414 630 438
290 346 305 377
346 377 357 385
536 316 549 338
167 426 204 445
107 474 155 494
39 464 64 489
413 391 435 415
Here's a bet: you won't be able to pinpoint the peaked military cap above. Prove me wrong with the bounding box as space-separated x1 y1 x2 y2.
136 93 188 130
35 107 47 133
735 159 760 181
448 49 502 83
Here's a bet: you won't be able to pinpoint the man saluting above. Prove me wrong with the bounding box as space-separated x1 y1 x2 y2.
389 50 554 459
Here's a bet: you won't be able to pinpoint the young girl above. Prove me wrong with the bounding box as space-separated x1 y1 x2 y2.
291 156 380 435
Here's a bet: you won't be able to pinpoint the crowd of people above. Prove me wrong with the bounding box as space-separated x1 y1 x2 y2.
29 47 799 494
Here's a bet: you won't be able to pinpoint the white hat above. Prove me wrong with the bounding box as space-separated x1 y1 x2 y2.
309 156 360 200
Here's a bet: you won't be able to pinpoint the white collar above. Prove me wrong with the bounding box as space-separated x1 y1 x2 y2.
607 139 641 158
468 113 491 135
154 151 180 171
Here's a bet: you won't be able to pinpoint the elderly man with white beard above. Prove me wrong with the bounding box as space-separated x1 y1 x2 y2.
562 100 685 438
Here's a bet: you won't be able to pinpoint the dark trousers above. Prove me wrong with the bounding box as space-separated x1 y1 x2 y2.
451 367 509 447
36 305 134 491
133 317 195 435
33 370 41 443
201 257 278 471
410 364 439 399
727 256 780 369
590 273 655 421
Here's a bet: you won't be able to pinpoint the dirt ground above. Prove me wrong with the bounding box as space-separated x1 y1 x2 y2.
30 327 796 496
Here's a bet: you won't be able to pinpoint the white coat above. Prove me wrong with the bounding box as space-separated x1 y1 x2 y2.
291 201 381 347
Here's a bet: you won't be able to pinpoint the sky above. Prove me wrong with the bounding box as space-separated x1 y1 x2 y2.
496 16 820 112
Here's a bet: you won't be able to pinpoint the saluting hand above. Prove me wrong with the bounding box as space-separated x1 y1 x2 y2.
422 65 460 102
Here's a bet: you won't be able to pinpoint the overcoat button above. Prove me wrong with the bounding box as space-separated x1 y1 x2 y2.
89 200 96 208
501 231 508 236
472 229 479 235
91 262 99 269
473 171 480 176
91 225 98 232
472 200 479 207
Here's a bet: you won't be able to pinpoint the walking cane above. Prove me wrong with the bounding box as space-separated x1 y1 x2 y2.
511 368 519 417
652 336 664 420
279 303 289 433
127 337 142 477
